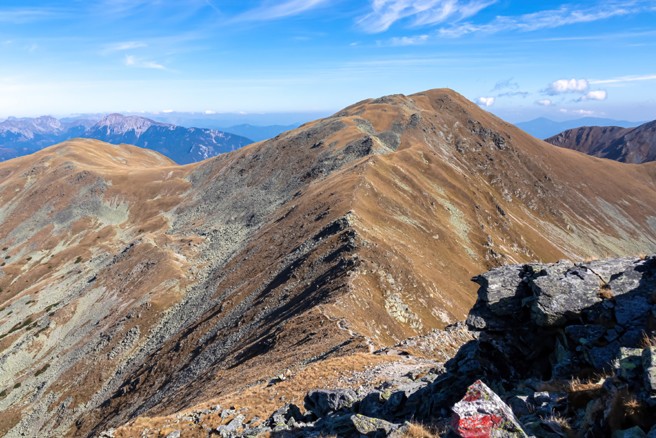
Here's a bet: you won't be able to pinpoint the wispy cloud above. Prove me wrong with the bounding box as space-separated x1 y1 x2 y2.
439 1 649 37
590 74 656 84
560 108 598 116
0 7 66 23
102 41 148 54
124 55 166 70
492 77 519 92
498 91 529 98
388 34 429 46
358 0 496 33
235 0 330 22
536 99 554 106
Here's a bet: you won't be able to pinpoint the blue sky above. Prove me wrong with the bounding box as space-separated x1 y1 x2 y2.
1 0 655 122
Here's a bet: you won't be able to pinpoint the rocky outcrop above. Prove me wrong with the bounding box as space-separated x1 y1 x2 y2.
222 255 656 437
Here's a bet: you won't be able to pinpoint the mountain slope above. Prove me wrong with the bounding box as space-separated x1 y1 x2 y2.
545 120 656 163
0 114 252 164
1 89 656 437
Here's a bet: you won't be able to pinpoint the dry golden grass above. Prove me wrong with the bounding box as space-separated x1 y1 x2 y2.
598 283 614 300
541 414 575 437
640 331 656 348
568 375 608 392
401 422 442 437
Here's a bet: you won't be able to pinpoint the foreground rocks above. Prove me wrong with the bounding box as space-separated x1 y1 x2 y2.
217 255 656 437
104 255 656 437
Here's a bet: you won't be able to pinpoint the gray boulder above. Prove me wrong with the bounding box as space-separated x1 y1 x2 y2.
350 414 399 437
530 261 602 327
644 347 656 394
304 388 358 417
216 414 245 438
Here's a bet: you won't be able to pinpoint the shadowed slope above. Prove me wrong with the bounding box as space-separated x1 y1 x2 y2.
546 120 656 163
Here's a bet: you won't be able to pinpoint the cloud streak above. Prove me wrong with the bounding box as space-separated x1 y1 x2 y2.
438 1 650 37
102 41 148 54
0 7 67 23
124 55 166 70
235 0 329 22
358 0 496 33
388 35 429 46
590 74 656 84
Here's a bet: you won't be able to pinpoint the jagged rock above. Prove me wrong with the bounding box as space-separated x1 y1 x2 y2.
164 431 180 438
350 414 399 437
529 391 566 417
321 413 358 436
268 403 305 428
450 380 527 437
507 395 531 418
530 261 602 327
471 264 531 317
521 415 568 438
242 426 273 437
613 426 648 438
648 424 656 438
359 391 386 418
216 414 245 438
615 347 644 381
644 347 656 395
304 389 358 417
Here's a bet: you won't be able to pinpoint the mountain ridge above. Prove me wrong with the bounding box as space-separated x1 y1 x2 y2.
545 119 656 163
1 88 656 437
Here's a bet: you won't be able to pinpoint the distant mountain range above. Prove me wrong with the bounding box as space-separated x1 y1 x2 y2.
545 119 656 163
515 117 643 139
0 114 252 164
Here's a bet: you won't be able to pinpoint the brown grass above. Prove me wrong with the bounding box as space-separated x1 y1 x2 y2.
640 331 656 348
598 283 614 300
401 422 442 437
541 414 575 437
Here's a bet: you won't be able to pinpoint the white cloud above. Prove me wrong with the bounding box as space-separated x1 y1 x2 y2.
546 78 589 95
388 34 429 46
358 0 496 33
476 96 495 107
578 90 607 101
559 108 597 116
590 74 656 84
124 55 166 70
439 1 649 37
536 99 553 106
236 0 329 22
204 110 216 114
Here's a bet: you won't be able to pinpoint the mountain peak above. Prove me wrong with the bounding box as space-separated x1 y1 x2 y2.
93 113 169 136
